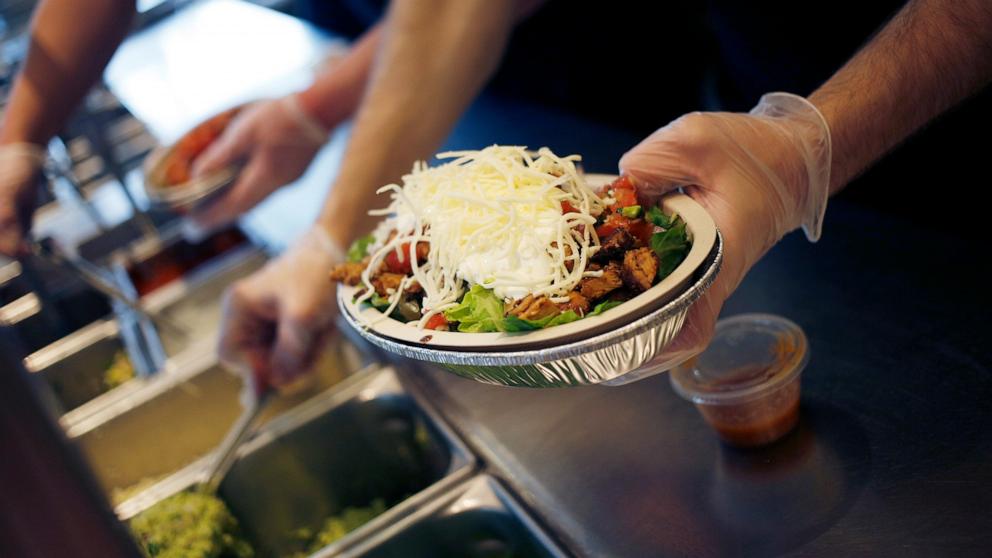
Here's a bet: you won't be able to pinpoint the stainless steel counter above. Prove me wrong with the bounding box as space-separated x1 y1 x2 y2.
399 200 992 558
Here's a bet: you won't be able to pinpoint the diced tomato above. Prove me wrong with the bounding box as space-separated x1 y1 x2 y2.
608 176 639 209
384 244 413 274
595 212 632 239
594 212 654 246
384 242 429 274
163 108 240 186
425 313 449 330
628 218 655 246
560 200 579 214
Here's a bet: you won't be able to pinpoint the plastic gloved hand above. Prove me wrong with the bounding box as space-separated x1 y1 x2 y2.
619 92 832 372
218 226 344 397
0 143 46 257
186 94 331 234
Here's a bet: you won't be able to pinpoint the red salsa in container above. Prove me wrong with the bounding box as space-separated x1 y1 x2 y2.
670 314 808 448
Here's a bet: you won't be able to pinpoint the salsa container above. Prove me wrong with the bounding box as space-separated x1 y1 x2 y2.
670 313 808 447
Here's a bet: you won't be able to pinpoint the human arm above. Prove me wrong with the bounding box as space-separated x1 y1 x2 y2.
809 0 992 194
0 0 135 256
620 0 992 371
315 0 520 249
218 0 535 387
187 25 383 231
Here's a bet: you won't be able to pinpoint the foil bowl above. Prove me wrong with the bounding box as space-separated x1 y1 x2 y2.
339 231 723 388
142 105 244 213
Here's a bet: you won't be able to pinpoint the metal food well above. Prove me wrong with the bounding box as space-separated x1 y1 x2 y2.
19 236 269 414
24 318 135 413
337 475 569 558
62 333 365 506
136 243 267 358
116 366 475 558
1 288 112 354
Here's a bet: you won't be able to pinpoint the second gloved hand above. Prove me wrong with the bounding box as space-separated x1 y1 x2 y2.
186 94 331 233
218 226 343 394
618 92 832 373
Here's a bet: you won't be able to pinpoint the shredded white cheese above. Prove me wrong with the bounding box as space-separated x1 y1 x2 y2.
358 146 608 327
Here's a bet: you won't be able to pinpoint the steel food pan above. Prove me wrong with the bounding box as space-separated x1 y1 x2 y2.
138 244 267 357
0 288 112 354
338 475 569 558
24 318 131 413
217 366 474 558
63 330 366 504
116 366 474 558
62 349 244 504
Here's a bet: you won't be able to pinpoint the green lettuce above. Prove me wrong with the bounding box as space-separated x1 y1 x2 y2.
443 286 587 332
347 234 376 262
502 310 581 332
587 300 623 317
369 293 392 311
645 206 674 228
443 285 507 332
649 216 690 279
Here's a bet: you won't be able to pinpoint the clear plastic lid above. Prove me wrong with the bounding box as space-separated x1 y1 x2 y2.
670 313 809 405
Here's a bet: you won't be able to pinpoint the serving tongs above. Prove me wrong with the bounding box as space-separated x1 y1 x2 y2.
27 238 188 340
200 355 274 494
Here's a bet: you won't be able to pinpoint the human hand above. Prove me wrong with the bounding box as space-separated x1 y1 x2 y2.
186 95 331 234
218 226 344 397
619 92 832 371
0 143 46 257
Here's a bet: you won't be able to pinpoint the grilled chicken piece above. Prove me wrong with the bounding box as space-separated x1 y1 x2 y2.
506 294 560 321
329 262 366 286
372 272 406 297
550 242 577 272
557 291 591 316
579 261 623 301
621 248 659 293
415 241 430 261
593 228 634 262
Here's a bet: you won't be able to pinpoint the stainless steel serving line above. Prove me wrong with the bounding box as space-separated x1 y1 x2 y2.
116 366 480 558
14 226 270 415
0 278 112 354
23 318 132 414
62 332 365 506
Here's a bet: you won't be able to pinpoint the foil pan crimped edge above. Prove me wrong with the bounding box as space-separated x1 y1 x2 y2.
341 231 723 387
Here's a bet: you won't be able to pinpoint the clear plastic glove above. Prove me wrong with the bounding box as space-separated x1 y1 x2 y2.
0 143 46 257
186 94 330 234
218 226 343 397
619 92 832 372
